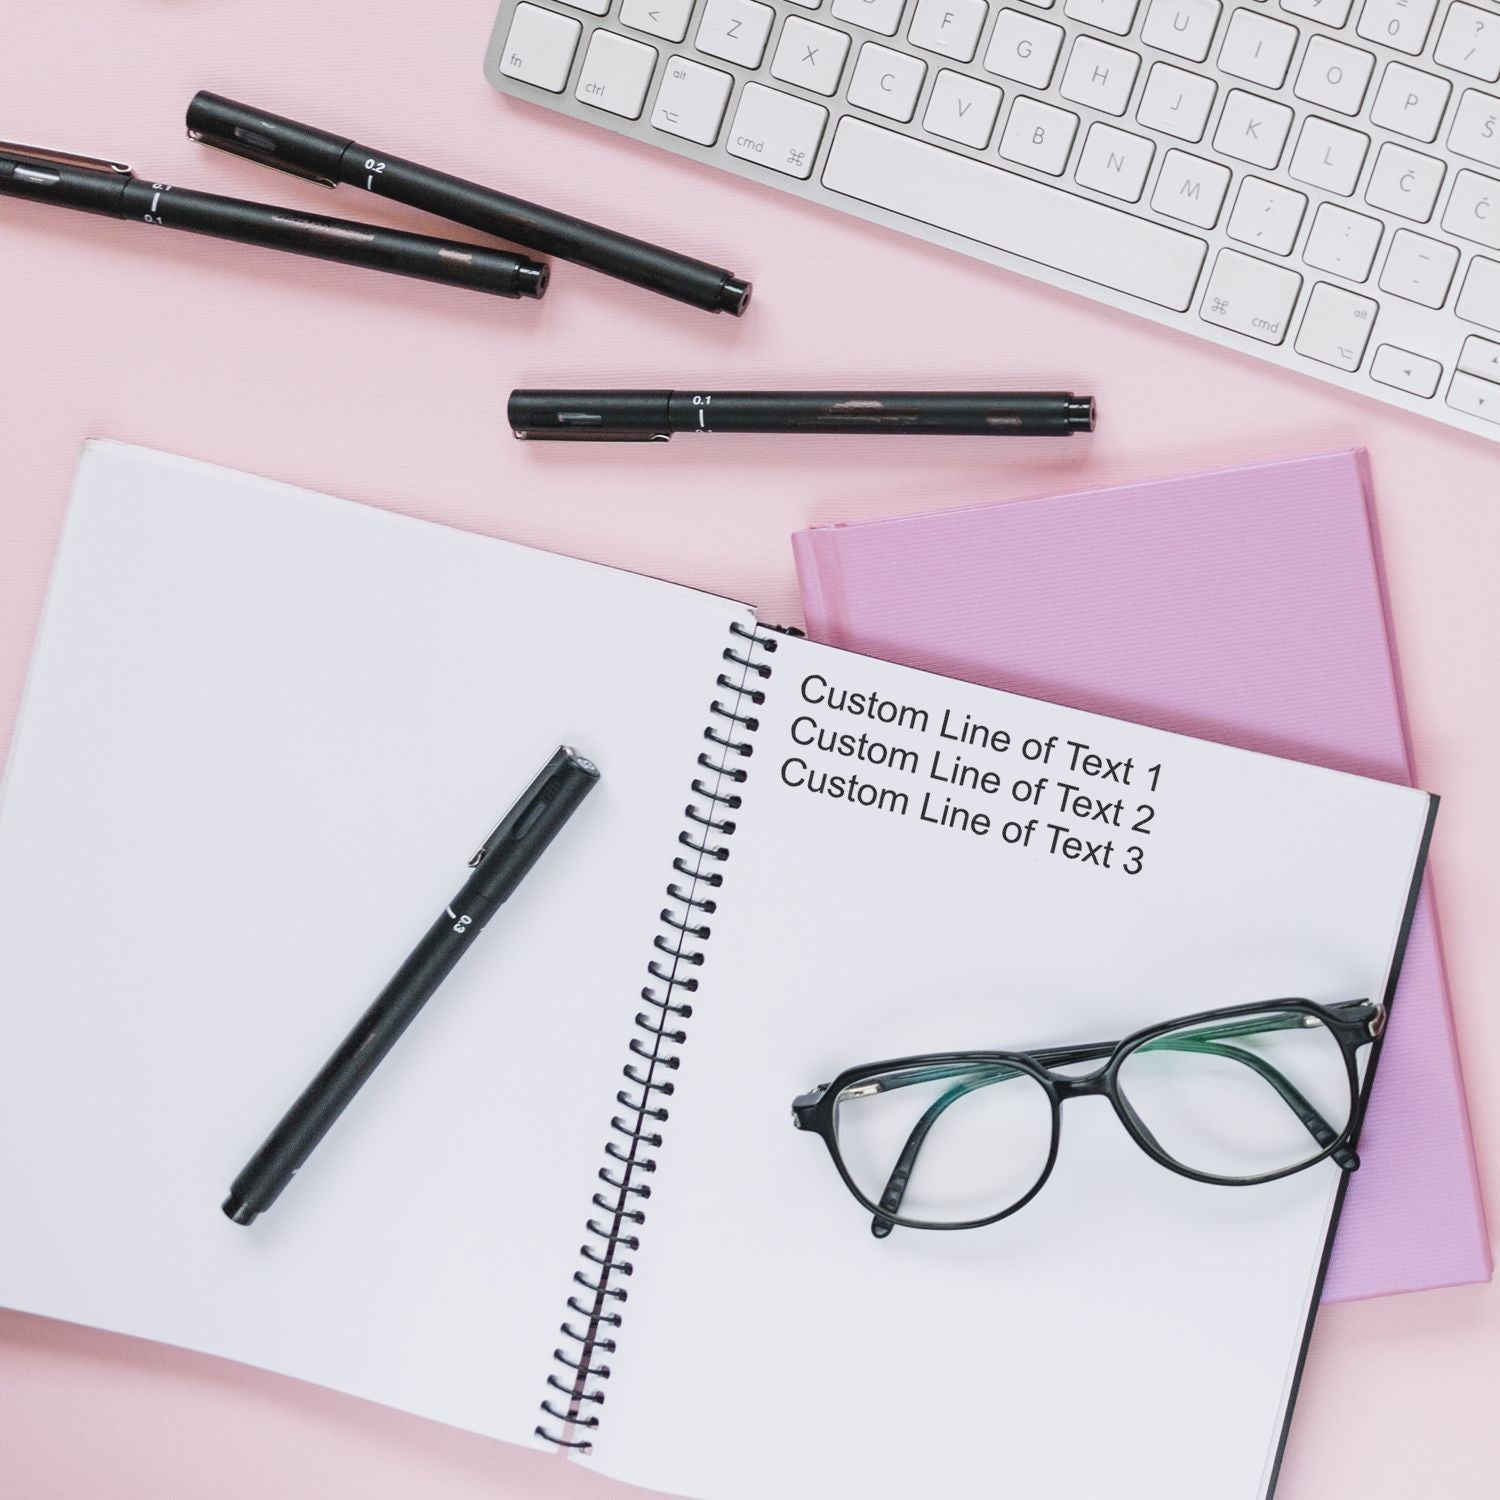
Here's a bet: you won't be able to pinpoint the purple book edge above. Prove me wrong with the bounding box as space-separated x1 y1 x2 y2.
793 449 1490 1302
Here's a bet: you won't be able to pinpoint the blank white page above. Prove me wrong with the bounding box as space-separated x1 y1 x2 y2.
588 634 1432 1500
0 443 749 1447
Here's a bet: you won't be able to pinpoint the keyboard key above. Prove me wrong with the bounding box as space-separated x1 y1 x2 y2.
923 68 1003 144
1379 227 1459 306
1226 176 1307 255
1355 0 1437 57
831 0 908 34
1136 63 1216 141
1448 90 1500 171
1060 37 1140 116
1214 89 1293 169
1217 10 1297 90
999 96 1080 172
1063 0 1139 33
908 0 988 60
1371 344 1441 395
1294 281 1377 368
1141 0 1222 64
821 117 1208 307
1459 334 1500 380
1295 37 1375 116
1074 123 1154 201
1447 369 1500 421
498 3 582 92
576 29 658 117
1152 147 1232 227
1200 249 1302 343
1443 168 1500 249
1457 255 1500 328
848 42 927 120
1371 63 1451 143
728 83 828 176
621 0 696 39
1289 116 1369 195
984 10 1065 87
557 0 610 14
1365 143 1445 221
697 0 776 66
1280 0 1352 24
1436 3 1500 84
1303 202 1383 279
652 55 734 143
771 17 851 94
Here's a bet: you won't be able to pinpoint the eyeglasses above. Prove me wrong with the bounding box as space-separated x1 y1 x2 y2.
791 998 1386 1237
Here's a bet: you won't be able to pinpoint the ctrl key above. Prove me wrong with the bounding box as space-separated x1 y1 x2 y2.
499 4 582 93
727 82 828 179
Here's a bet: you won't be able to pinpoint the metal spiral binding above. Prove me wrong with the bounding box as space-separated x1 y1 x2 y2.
536 619 778 1453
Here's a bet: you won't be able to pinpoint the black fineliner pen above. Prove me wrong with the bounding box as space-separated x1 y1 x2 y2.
507 389 1097 441
186 91 751 316
0 141 548 299
222 747 600 1227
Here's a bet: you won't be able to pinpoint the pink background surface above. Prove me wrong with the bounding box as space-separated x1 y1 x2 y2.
0 3 1496 1497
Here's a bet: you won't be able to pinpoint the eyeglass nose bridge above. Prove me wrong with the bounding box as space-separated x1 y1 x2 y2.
1044 1064 1113 1100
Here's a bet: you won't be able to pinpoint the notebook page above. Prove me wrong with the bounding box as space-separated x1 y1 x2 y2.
0 443 749 1447
587 634 1431 1500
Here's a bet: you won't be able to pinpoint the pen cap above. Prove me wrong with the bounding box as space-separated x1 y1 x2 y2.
469 747 601 905
508 390 673 441
187 91 353 186
0 145 133 215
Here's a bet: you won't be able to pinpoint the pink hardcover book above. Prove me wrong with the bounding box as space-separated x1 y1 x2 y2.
794 450 1490 1302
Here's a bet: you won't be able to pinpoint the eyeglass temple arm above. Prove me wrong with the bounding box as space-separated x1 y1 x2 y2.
868 1071 1007 1239
867 1015 1357 1238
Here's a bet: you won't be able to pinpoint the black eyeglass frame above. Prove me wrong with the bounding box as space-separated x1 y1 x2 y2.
791 997 1386 1235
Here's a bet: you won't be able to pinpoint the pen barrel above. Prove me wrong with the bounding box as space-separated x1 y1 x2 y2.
222 751 598 1226
116 181 547 298
222 913 473 1225
338 150 747 314
185 94 747 313
667 391 1095 435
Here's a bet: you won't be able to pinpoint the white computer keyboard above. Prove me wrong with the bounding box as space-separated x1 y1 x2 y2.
486 0 1500 440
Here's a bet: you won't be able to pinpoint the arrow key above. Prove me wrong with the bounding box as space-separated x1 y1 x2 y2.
1448 369 1500 423
1371 344 1442 397
622 0 695 41
1458 334 1500 382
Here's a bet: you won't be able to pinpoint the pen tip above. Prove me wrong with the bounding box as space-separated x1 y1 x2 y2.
719 277 752 317
222 1193 259 1227
517 261 549 300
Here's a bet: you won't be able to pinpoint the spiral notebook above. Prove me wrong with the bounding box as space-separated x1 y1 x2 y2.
0 443 1436 1500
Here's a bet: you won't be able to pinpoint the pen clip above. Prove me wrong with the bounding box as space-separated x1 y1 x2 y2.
187 127 337 188
0 141 131 174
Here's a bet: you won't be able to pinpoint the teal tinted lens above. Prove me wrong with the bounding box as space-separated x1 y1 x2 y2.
1116 1008 1353 1180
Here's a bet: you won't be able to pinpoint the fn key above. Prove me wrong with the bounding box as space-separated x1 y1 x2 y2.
498 3 582 93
